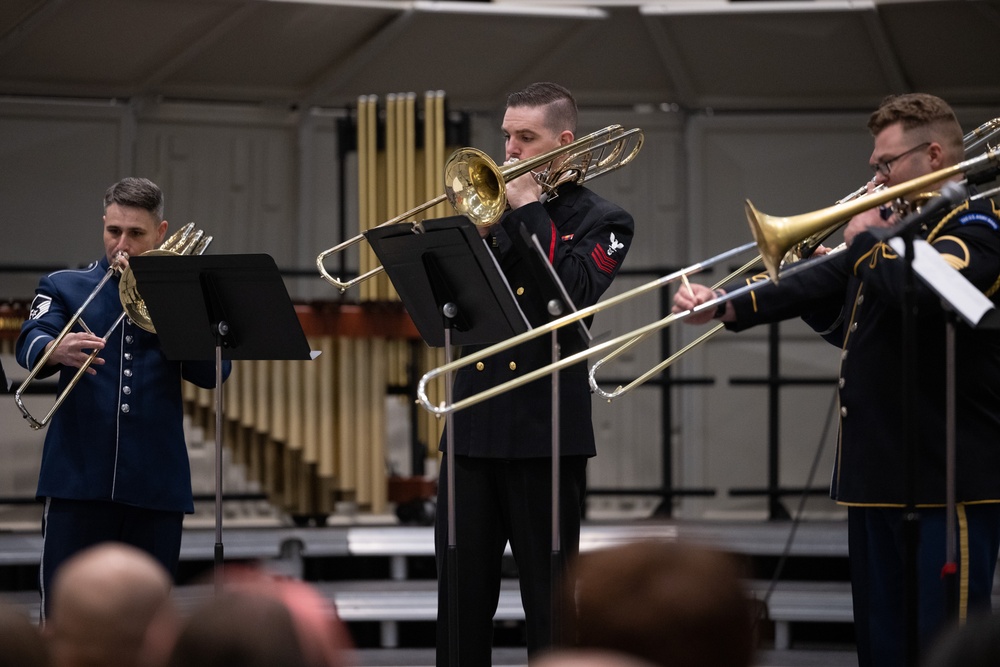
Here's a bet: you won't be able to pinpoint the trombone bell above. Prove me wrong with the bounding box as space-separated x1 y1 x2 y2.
744 201 844 282
445 148 507 227
118 249 179 333
745 145 1000 282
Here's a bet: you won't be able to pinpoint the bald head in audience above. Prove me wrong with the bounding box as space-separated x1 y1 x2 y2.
45 542 175 667
563 540 755 667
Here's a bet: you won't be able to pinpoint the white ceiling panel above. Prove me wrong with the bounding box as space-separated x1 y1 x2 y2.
0 0 996 112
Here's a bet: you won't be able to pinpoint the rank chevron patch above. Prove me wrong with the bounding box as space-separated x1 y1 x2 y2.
591 245 617 274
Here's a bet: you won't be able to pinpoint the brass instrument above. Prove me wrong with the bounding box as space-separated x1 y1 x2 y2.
747 147 999 282
964 117 1000 155
417 146 1000 417
316 124 644 293
589 127 1000 401
588 182 874 401
14 223 212 430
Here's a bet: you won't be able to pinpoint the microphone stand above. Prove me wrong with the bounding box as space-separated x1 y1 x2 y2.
899 222 920 667
876 182 968 666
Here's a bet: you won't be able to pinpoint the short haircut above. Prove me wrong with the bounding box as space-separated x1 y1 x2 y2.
564 541 755 667
867 93 963 160
104 177 164 221
506 82 578 135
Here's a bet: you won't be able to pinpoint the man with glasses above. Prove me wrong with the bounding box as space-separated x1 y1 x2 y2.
674 93 1000 667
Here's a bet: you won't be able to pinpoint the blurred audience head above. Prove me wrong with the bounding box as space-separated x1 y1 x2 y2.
923 612 1000 667
0 602 50 667
563 540 755 667
533 649 659 667
165 565 353 667
46 542 174 667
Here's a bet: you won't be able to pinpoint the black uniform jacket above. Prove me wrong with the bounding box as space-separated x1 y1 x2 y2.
724 197 1000 506
446 183 634 459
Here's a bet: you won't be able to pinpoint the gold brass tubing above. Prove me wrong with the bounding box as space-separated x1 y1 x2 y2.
748 146 1000 282
588 254 764 401
14 257 127 430
317 124 643 293
590 120 1000 403
963 117 1000 155
416 242 759 417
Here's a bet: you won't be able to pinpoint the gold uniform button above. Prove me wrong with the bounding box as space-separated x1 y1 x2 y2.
476 362 485 371
838 377 845 389
840 406 848 418
509 361 517 371
516 287 525 296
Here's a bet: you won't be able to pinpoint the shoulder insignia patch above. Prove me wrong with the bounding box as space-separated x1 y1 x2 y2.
956 211 1000 230
591 245 618 275
29 295 52 320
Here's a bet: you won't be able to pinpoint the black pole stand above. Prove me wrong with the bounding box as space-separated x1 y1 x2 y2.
942 307 958 618
550 325 562 645
364 216 531 667
127 253 315 593
442 313 459 667
509 226 590 648
899 222 920 667
878 181 998 665
213 321 227 589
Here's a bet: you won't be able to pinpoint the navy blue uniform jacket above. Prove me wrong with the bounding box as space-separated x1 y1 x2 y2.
16 257 231 513
724 198 1000 506
446 183 634 459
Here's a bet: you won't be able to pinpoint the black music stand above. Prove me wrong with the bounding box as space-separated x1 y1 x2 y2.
128 253 315 589
887 232 1000 637
366 215 530 667
880 183 998 665
368 216 530 346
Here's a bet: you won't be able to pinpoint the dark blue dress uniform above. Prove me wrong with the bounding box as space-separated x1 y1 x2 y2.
435 183 634 666
722 197 1000 667
16 256 231 617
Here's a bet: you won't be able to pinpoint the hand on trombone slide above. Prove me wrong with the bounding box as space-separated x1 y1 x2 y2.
42 332 106 375
671 281 733 326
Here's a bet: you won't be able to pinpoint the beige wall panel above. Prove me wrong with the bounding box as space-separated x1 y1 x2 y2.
674 114 870 518
0 102 128 298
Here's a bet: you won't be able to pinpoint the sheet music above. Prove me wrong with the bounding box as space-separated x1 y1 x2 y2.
888 238 996 328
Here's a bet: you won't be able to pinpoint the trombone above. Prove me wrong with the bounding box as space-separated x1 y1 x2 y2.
590 119 1000 401
589 182 868 402
417 145 1000 417
14 223 212 430
316 124 644 293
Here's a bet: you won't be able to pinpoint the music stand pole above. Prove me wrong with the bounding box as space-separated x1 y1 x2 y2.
887 223 1000 638
549 326 562 645
442 306 460 667
901 228 920 667
942 309 958 617
213 322 228 592
125 253 316 596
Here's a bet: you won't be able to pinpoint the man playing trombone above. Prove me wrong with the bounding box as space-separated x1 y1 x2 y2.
674 93 1000 667
15 177 231 620
434 82 634 666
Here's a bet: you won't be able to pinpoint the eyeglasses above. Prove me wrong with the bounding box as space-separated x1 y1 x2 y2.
871 142 930 177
